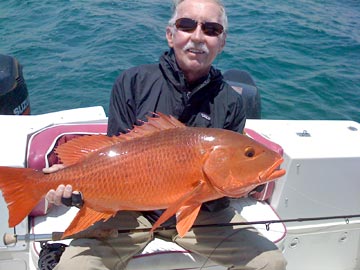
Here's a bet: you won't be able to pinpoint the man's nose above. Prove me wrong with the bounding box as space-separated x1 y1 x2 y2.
191 24 205 42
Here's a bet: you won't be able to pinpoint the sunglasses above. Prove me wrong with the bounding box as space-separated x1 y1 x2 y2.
174 18 224 37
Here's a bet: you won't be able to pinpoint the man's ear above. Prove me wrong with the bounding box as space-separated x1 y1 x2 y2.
166 26 174 48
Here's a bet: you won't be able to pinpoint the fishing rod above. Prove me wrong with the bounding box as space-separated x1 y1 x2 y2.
4 213 360 245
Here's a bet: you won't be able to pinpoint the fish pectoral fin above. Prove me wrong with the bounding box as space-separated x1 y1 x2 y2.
176 203 202 237
151 182 205 235
62 205 114 239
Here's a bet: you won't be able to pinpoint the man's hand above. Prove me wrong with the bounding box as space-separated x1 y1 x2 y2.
46 184 73 206
43 164 84 207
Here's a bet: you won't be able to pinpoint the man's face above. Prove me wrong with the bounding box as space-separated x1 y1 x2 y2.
166 0 226 82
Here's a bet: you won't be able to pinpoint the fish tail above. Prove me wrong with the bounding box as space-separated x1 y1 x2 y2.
0 166 45 227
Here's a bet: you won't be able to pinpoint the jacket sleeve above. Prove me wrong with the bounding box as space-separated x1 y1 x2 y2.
107 72 137 136
225 89 247 134
233 98 247 133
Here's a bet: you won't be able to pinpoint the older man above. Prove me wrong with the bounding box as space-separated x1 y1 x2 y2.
47 1 286 269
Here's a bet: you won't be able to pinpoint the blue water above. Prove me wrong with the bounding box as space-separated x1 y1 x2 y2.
1 0 359 122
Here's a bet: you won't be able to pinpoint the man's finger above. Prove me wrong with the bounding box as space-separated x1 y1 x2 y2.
43 164 66 174
60 185 74 206
45 189 56 204
54 185 66 205
63 185 73 198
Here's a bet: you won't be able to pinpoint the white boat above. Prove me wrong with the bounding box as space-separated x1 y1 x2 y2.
0 69 359 270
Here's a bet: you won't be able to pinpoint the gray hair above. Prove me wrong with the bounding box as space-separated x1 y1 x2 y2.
168 0 228 33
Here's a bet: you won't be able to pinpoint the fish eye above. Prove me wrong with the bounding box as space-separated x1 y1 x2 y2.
245 147 255 158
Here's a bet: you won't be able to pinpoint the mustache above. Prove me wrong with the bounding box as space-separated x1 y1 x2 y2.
183 41 209 54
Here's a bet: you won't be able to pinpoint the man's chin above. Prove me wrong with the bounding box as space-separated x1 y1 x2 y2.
184 60 208 71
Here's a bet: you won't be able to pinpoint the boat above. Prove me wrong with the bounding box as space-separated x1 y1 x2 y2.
0 67 359 270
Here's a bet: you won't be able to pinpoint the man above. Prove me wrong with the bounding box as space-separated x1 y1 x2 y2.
46 0 287 269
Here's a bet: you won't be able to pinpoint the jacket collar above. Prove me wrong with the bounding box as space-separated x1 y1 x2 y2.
159 49 223 95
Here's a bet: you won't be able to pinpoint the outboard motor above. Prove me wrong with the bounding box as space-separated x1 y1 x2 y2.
224 69 261 119
0 54 31 115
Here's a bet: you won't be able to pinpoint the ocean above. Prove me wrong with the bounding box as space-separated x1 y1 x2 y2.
1 0 359 122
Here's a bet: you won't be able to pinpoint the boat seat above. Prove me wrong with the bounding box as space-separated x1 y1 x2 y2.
26 122 286 270
26 122 108 216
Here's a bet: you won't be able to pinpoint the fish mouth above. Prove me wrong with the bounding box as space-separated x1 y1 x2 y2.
259 158 286 182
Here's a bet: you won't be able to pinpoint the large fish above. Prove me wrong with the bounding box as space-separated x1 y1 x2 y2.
0 114 285 238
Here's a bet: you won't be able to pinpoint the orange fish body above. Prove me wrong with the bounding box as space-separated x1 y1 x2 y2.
0 114 285 238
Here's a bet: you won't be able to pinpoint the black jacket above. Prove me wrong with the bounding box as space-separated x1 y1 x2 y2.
107 49 246 213
108 49 246 136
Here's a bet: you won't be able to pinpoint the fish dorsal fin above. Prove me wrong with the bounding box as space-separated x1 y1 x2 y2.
55 113 184 166
55 135 121 166
132 113 185 135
